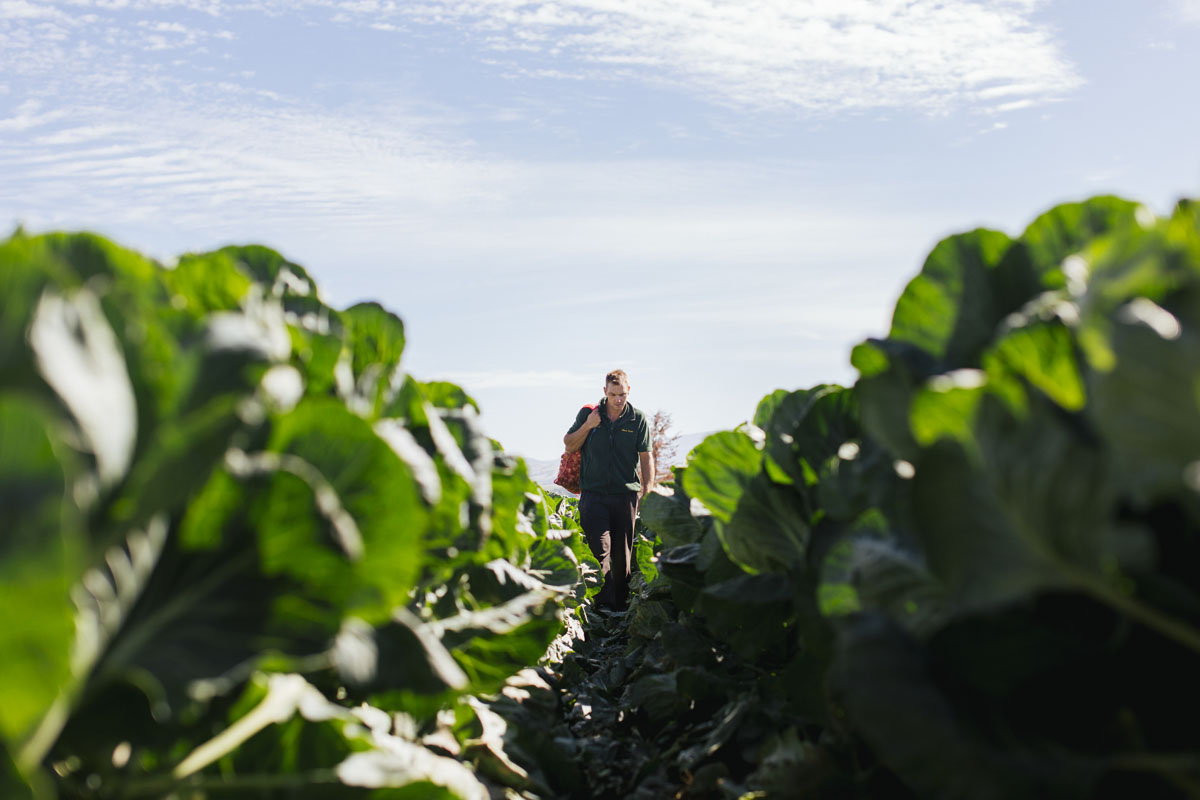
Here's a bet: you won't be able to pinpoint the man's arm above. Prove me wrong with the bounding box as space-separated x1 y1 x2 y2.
639 450 655 498
563 407 601 453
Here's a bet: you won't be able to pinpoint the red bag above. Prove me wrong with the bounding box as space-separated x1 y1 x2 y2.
554 404 597 495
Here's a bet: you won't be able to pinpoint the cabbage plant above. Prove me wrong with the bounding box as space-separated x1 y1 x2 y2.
0 233 590 799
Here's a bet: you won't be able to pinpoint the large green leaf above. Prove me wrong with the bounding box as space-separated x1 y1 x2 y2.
754 386 892 553
1004 195 1144 290
945 381 1116 576
0 744 35 800
162 251 253 316
887 228 1014 367
0 235 57 387
851 338 936 461
984 318 1086 413
432 404 496 556
55 399 429 752
529 534 593 606
272 294 345 401
462 675 582 798
1076 207 1200 507
1088 310 1200 506
681 430 763 525
756 385 851 492
339 302 406 419
215 244 317 294
0 396 80 766
848 540 948 639
66 516 290 722
101 294 293 534
539 496 600 602
205 673 353 792
421 381 479 413
858 205 1126 470
27 286 139 489
910 317 1085 453
166 673 488 800
695 573 794 661
36 231 158 286
28 234 195 462
675 694 753 772
908 388 1200 658
259 397 429 624
639 486 705 547
380 379 482 571
717 471 809 575
334 611 469 699
485 450 536 563
0 235 173 436
178 466 246 551
622 672 687 721
910 421 1094 613
908 371 987 450
751 389 791 430
678 427 820 577
109 391 250 530
832 613 1104 800
433 587 565 695
634 534 658 585
787 385 858 465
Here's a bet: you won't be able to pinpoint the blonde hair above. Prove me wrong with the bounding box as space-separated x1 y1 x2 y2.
605 369 629 386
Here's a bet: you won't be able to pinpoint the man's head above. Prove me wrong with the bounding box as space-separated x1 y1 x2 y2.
604 369 630 413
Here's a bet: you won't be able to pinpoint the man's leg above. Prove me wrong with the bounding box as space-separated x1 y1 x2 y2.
579 491 615 608
606 492 638 611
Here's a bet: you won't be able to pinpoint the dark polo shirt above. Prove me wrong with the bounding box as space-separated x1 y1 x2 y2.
568 401 651 494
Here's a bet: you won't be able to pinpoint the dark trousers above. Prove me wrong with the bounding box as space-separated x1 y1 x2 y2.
579 490 638 610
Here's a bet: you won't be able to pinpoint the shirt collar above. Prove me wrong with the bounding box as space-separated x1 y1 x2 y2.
603 401 633 424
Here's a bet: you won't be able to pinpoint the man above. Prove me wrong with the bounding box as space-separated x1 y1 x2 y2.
563 369 654 612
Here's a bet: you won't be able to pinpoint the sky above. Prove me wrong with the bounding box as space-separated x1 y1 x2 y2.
3 0 1199 461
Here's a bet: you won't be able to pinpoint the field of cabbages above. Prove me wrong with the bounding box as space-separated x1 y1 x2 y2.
4 194 1200 799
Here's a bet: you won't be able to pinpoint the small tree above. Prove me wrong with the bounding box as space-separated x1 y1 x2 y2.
651 410 680 481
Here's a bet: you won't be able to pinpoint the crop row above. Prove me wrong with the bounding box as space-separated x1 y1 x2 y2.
6 193 1199 800
0 233 598 799
616 195 1200 799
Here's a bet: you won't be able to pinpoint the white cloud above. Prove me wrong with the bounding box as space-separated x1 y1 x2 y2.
990 99 1037 113
387 0 1081 114
0 98 70 130
0 92 470 224
32 122 133 143
0 61 937 265
0 0 68 20
1 1 1079 116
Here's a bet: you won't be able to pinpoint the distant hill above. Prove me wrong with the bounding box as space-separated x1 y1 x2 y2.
523 431 717 497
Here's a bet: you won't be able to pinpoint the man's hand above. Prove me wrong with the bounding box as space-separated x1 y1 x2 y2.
563 402 604 453
638 450 655 499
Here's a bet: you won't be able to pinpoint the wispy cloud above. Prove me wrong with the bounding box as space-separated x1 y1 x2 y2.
389 0 1082 114
0 40 500 235
0 99 69 131
1 1 1080 117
